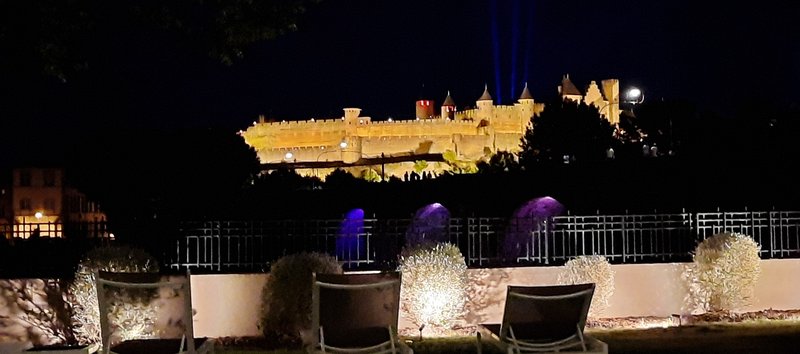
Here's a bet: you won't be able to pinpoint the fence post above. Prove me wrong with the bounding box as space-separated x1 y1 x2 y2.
768 211 775 257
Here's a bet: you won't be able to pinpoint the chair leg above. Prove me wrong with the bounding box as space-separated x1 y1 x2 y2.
576 325 587 352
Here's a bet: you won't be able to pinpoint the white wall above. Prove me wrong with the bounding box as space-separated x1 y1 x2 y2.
188 259 800 337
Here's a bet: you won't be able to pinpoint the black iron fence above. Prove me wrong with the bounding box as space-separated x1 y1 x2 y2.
167 210 800 272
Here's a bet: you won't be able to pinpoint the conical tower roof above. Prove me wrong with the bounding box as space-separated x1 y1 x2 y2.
519 82 533 100
560 74 581 96
442 91 456 106
478 84 492 101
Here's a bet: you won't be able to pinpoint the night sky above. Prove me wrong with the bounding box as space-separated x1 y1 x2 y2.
1 0 798 134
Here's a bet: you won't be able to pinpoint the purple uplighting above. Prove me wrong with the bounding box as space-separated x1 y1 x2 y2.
504 196 566 261
405 203 451 247
337 208 366 263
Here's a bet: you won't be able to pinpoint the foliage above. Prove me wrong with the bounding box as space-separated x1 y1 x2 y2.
477 151 520 173
0 0 322 79
0 279 73 346
259 252 342 340
65 127 261 244
558 255 615 317
398 242 468 334
324 168 364 189
627 100 694 156
361 168 382 182
442 150 478 174
413 160 429 174
683 232 761 313
519 99 617 165
67 245 160 346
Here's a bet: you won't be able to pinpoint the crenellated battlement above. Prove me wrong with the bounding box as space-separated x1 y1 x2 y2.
243 77 619 176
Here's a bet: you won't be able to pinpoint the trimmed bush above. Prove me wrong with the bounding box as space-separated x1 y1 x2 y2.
398 242 468 335
683 232 761 313
558 255 615 317
258 252 342 341
67 245 159 346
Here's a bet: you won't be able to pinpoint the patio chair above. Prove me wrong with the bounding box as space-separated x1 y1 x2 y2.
94 270 215 354
477 283 607 354
309 271 412 354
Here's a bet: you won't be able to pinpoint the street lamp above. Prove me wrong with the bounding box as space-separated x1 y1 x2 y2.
625 87 645 104
315 140 350 178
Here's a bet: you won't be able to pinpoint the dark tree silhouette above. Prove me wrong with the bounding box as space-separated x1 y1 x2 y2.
0 0 321 79
519 98 616 166
60 127 260 247
477 151 520 174
629 100 696 156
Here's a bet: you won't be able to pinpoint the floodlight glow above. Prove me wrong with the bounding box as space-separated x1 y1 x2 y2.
626 88 643 103
284 152 293 160
34 211 43 219
339 141 348 149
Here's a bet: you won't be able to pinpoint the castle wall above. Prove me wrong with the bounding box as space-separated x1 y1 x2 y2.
356 119 478 137
242 119 346 149
362 135 454 157
456 134 492 159
495 133 524 153
243 78 618 174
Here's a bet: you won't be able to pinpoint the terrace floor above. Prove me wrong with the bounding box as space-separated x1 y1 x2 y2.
214 320 800 354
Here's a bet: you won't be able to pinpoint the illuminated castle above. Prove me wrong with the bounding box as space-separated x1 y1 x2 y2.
240 75 620 180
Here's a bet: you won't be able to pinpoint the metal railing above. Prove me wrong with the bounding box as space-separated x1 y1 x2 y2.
167 210 800 272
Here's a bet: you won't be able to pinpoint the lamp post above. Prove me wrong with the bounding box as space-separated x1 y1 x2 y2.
625 87 645 104
315 141 350 178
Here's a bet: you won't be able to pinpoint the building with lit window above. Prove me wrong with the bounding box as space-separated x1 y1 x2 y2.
0 167 108 239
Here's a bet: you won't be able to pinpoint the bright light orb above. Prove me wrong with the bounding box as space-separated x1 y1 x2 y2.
339 141 348 149
34 211 43 219
627 88 642 100
284 152 293 160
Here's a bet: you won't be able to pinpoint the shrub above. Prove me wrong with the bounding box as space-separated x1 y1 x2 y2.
258 252 342 341
683 232 761 313
67 245 159 346
398 242 468 335
557 255 615 317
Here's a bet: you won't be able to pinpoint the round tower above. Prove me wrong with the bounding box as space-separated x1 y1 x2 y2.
517 82 535 128
441 91 456 119
476 84 494 121
415 99 435 119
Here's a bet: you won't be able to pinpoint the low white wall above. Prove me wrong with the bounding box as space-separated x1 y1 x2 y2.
2 259 798 346
189 259 800 337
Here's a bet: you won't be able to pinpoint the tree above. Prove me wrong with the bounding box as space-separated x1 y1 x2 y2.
477 151 520 174
62 127 260 248
628 100 695 157
0 0 321 80
519 98 617 166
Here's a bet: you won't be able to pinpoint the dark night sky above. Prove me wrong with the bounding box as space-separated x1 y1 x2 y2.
1 0 798 134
